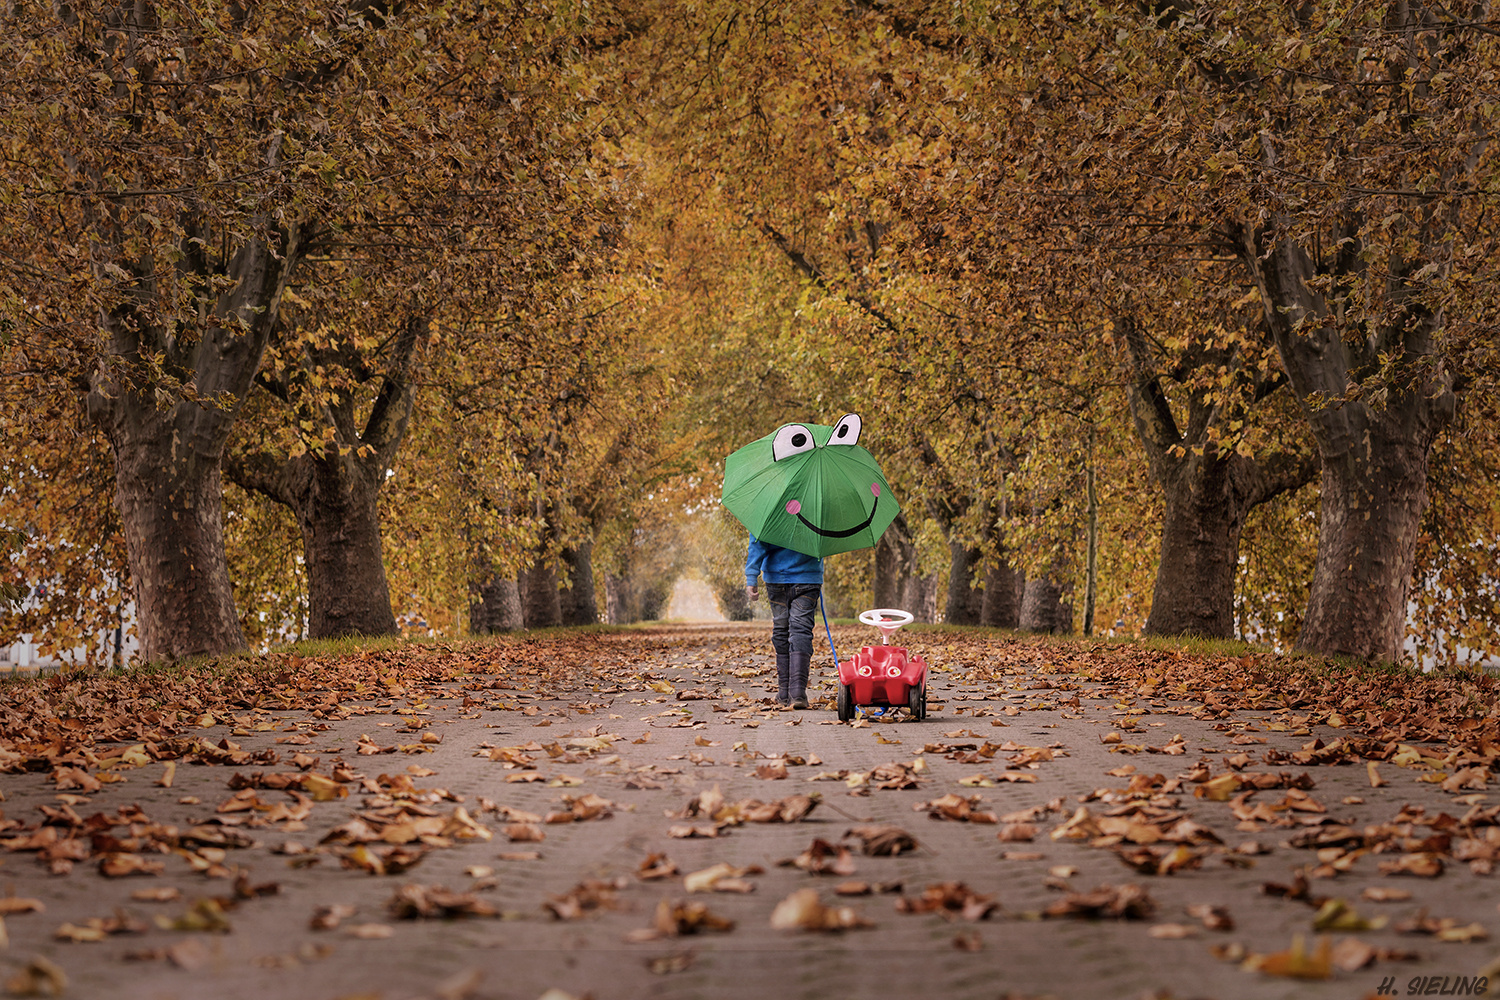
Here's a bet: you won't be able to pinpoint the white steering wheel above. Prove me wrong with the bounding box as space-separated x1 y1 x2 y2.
859 608 914 628
859 608 913 643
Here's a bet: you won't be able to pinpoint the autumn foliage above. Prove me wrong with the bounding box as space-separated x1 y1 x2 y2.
0 0 1495 667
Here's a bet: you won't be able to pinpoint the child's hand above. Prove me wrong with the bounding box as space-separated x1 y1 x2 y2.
746 586 758 604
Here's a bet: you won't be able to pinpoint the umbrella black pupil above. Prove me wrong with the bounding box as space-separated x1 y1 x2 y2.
792 433 807 448
836 427 847 438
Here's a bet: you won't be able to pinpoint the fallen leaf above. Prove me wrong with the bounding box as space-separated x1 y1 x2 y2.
0 898 44 915
1249 934 1332 979
952 930 983 951
1185 903 1234 931
638 853 679 880
844 825 918 856
634 898 734 939
769 889 873 932
1378 853 1444 878
98 853 165 878
389 884 498 920
894 882 997 922
544 879 627 920
1149 923 1197 939
310 904 358 931
1330 937 1375 972
154 898 232 934
1361 887 1412 903
1312 899 1387 932
683 862 760 894
347 923 394 939
915 793 996 823
783 839 856 877
646 951 696 975
1396 909 1489 942
1043 883 1155 920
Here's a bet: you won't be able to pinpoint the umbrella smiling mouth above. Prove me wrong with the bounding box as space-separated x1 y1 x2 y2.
787 486 879 539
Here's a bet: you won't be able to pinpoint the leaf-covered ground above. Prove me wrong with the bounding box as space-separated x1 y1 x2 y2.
2 624 1499 1000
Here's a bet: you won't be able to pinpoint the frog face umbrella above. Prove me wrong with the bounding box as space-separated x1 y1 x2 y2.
721 413 900 557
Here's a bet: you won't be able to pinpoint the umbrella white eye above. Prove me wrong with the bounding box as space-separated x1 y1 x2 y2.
828 413 862 447
772 423 817 462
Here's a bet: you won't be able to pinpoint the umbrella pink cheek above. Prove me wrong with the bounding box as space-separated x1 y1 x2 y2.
870 483 880 497
785 500 801 515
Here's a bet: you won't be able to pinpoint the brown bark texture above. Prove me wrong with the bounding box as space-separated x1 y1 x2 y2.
558 543 598 626
873 515 935 621
228 447 399 639
1020 577 1072 634
944 541 984 625
471 575 524 633
1120 315 1317 639
980 558 1023 629
90 235 298 661
1242 230 1456 661
522 558 561 628
112 445 244 660
226 312 421 640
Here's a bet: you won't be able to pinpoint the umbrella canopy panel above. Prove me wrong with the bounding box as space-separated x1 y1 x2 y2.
721 416 900 558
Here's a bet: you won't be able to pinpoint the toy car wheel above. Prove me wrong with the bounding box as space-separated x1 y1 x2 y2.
836 683 853 722
908 681 925 721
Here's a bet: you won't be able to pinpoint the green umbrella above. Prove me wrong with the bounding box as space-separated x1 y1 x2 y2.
721 413 900 558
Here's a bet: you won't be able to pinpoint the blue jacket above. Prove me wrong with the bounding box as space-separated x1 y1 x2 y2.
745 534 823 587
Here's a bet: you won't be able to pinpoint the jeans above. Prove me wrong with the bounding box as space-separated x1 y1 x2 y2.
767 582 820 656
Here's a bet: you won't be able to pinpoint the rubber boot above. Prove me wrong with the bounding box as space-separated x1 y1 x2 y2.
788 651 810 709
775 653 790 706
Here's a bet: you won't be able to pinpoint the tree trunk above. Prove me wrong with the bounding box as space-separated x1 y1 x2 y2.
715 576 752 621
1143 440 1319 640
1083 441 1098 636
1241 226 1456 660
873 531 903 610
901 574 938 623
639 579 670 621
1145 455 1243 638
296 456 397 638
558 542 597 626
226 311 421 641
112 433 244 660
1301 425 1433 661
471 575 523 633
1020 577 1071 634
980 558 1023 628
228 448 398 639
873 516 922 610
90 234 298 661
604 573 633 625
945 542 983 625
1119 313 1319 640
523 558 561 628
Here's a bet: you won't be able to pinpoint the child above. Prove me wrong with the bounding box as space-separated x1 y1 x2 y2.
745 533 822 708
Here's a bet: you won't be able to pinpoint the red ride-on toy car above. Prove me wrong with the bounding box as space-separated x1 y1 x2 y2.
836 609 928 722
